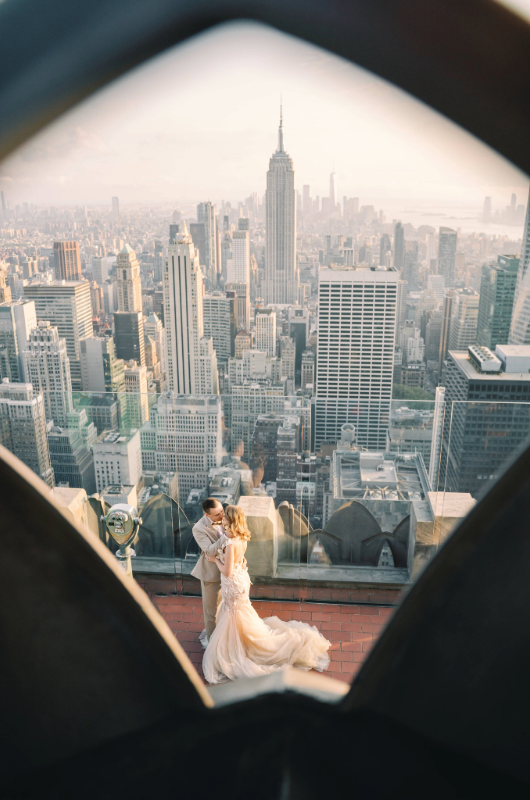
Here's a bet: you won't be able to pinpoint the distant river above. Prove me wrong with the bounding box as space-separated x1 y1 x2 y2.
367 200 525 238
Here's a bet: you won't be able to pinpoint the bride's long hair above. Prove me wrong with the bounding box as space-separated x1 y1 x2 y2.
224 505 251 541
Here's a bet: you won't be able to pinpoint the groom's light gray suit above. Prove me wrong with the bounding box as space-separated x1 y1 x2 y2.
191 515 226 639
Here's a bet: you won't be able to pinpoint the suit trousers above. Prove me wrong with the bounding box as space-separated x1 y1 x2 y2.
201 579 221 640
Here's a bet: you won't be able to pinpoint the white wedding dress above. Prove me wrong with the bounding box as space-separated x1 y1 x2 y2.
203 540 331 684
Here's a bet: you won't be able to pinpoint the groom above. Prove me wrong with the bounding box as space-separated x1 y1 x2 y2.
191 498 226 643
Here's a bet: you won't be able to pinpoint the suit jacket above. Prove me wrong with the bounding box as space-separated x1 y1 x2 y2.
190 514 226 582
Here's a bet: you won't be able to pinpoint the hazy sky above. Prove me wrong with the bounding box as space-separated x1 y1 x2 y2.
0 20 527 209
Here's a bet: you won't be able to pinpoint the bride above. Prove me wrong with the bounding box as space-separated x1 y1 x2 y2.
202 504 331 684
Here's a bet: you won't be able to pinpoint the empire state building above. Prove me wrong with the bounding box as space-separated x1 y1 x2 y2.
263 109 299 306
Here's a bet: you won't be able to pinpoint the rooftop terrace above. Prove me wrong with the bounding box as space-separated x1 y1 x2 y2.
142 576 395 685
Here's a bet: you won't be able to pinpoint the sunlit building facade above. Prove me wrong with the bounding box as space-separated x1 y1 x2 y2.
315 266 397 451
262 110 299 305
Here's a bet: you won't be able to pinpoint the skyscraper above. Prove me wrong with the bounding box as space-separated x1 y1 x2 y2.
228 230 250 284
116 243 142 312
24 281 93 391
123 360 149 429
144 312 167 379
380 233 391 265
23 321 72 427
0 380 54 487
262 108 299 305
189 222 206 266
438 227 458 288
163 222 217 394
141 394 224 500
280 335 296 382
0 299 36 382
0 267 12 304
315 266 398 451
79 336 125 395
477 255 519 349
53 241 82 281
203 292 238 363
440 345 530 497
449 288 479 351
225 282 250 331
197 201 218 286
395 280 408 343
301 349 315 389
113 311 145 366
509 187 530 344
393 222 405 273
256 308 277 357
429 386 446 491
92 256 108 285
288 307 309 376
437 291 454 383
329 170 337 212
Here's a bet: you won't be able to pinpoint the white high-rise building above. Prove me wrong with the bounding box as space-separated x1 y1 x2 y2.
124 360 149 429
227 349 282 389
163 222 217 394
197 337 220 395
262 109 299 305
510 186 530 344
116 243 142 313
438 227 458 288
143 312 167 377
0 379 54 487
315 266 398 451
429 386 446 490
329 170 337 213
230 382 286 455
79 335 125 395
23 321 72 427
449 288 479 351
23 281 93 391
396 279 408 343
0 299 37 382
228 230 250 284
92 256 108 285
256 309 277 357
203 293 236 363
140 393 224 500
93 429 142 494
197 201 218 286
405 328 425 364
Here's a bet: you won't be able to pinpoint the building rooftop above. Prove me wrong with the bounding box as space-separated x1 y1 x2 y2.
451 350 530 381
96 429 139 445
319 265 398 281
359 453 398 489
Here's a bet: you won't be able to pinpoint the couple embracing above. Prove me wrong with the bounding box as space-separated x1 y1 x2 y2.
191 498 331 684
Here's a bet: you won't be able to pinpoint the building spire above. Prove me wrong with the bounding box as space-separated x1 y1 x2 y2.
278 97 284 152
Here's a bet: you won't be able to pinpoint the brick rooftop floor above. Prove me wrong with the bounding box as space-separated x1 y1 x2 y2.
149 592 395 684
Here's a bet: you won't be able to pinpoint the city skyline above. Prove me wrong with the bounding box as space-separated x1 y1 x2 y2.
0 21 527 209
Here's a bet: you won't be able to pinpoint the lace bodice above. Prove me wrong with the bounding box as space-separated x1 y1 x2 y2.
219 540 251 611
